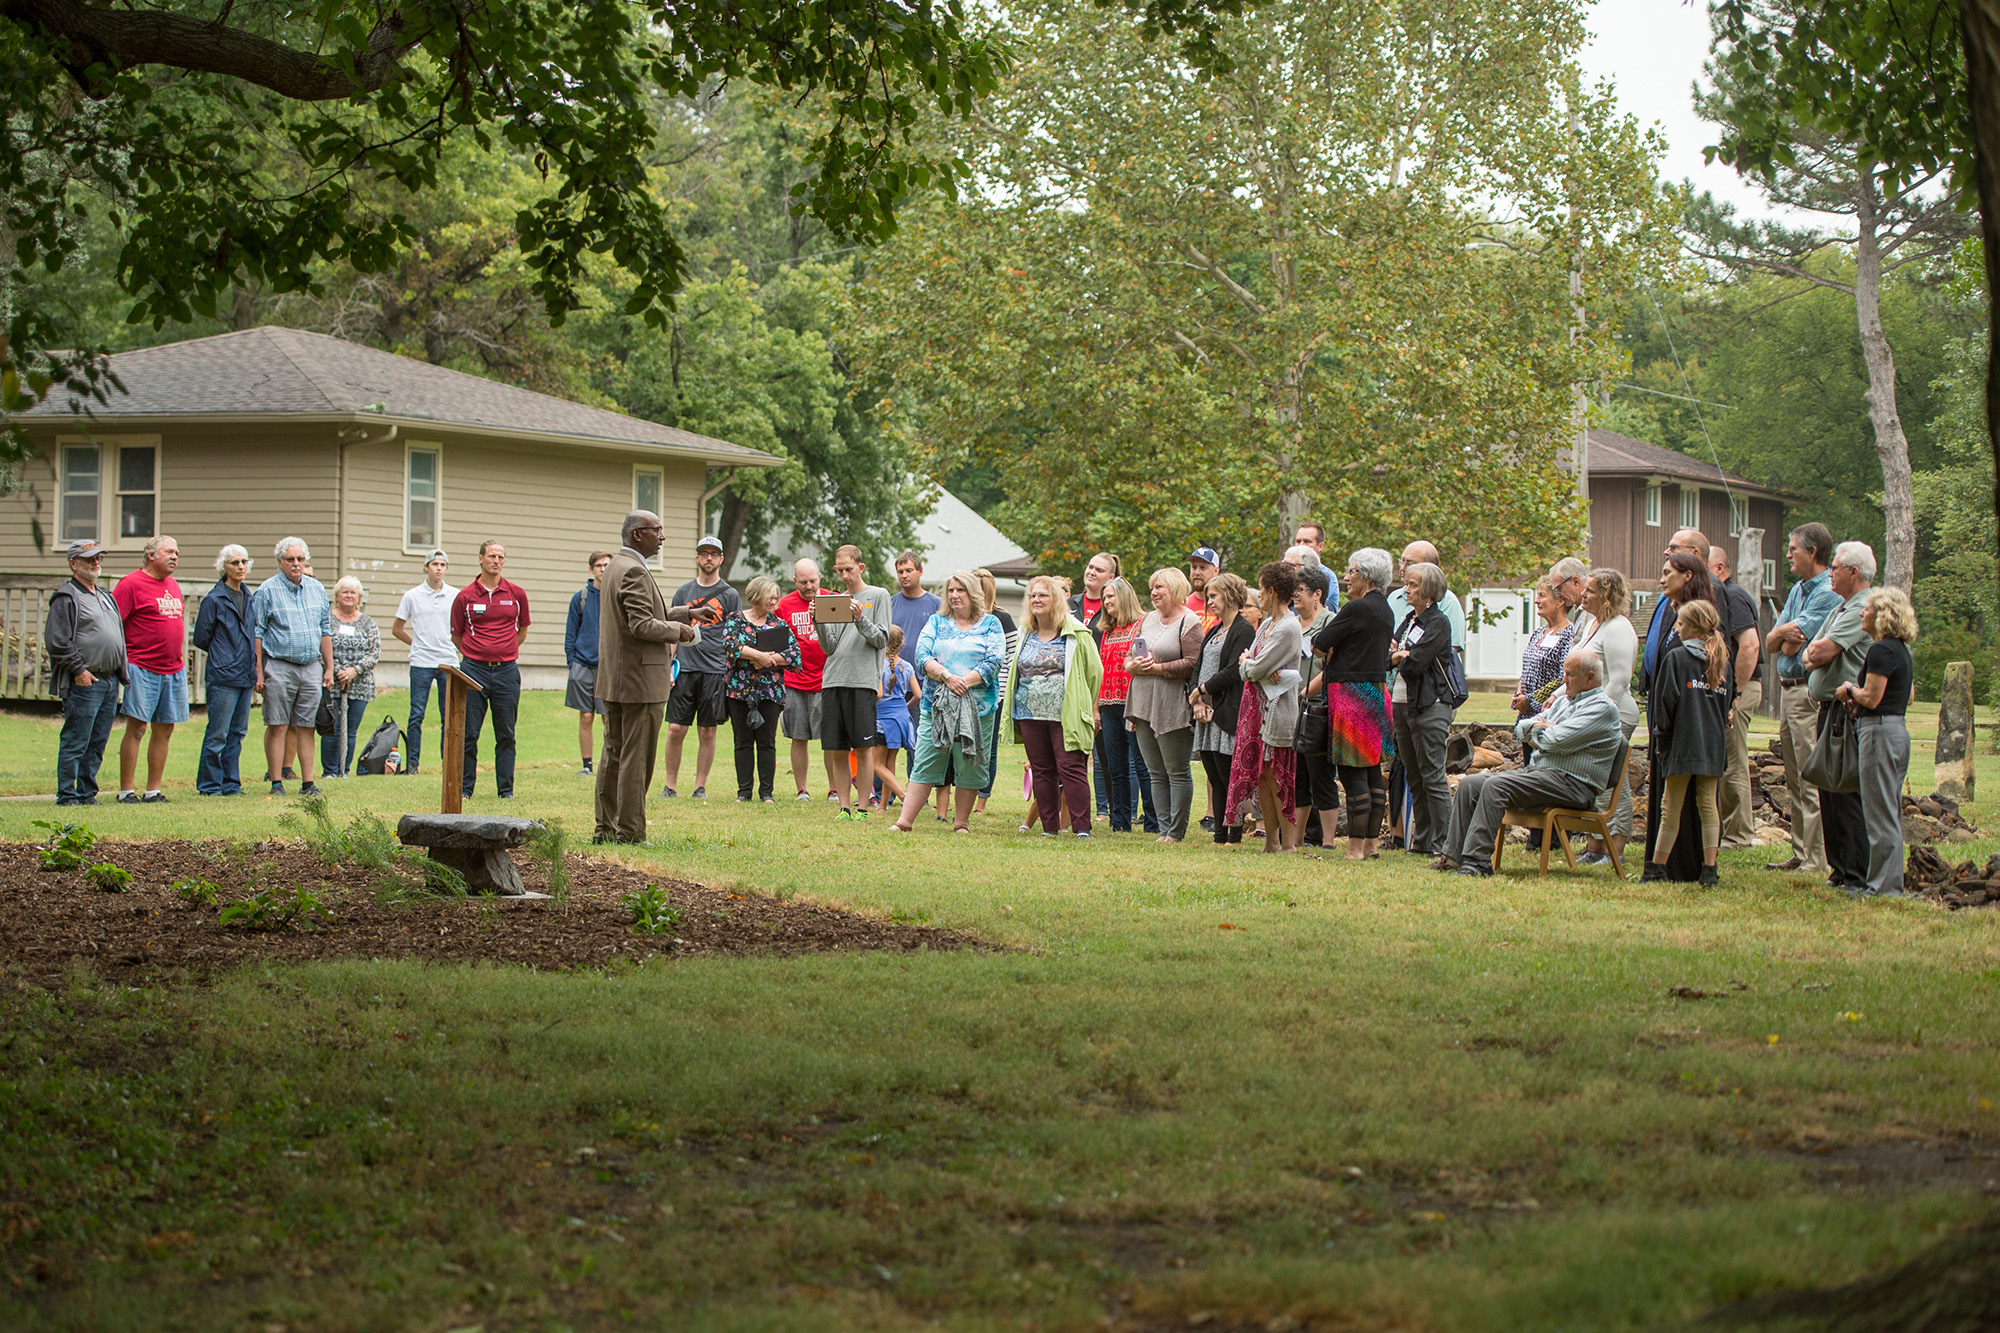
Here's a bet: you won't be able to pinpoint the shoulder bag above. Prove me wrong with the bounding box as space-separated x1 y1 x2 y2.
1799 706 1860 794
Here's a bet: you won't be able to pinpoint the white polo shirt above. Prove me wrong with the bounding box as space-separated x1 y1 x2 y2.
396 582 458 669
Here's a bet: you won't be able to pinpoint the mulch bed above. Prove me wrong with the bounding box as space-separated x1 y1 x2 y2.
0 840 986 982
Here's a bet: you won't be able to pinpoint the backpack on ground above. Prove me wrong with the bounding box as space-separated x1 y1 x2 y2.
357 716 401 775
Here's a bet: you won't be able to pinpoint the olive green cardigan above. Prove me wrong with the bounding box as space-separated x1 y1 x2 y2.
998 615 1104 752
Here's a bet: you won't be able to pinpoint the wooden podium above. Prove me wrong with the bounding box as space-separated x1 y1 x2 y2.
436 663 483 814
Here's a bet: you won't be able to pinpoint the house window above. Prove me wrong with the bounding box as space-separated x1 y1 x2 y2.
1679 486 1701 529
1730 494 1748 537
405 444 440 552
115 444 156 541
1644 483 1661 527
59 444 101 542
633 466 664 566
1763 558 1777 591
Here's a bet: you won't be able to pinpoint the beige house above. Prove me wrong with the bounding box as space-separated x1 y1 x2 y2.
0 327 777 696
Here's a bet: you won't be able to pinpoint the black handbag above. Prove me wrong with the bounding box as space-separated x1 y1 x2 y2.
315 689 338 737
1800 706 1860 794
1296 696 1329 755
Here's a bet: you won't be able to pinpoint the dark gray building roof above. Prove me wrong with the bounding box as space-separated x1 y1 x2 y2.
22 326 777 466
1587 428 1797 501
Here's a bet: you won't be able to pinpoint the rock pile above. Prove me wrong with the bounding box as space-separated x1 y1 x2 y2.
1904 848 2000 909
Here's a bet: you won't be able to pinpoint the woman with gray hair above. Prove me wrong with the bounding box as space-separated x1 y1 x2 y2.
1388 561 1455 854
1571 568 1638 867
192 544 256 794
1311 547 1397 857
321 575 381 777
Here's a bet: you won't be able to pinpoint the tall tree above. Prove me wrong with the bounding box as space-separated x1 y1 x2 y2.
853 0 1672 581
1692 11 1970 592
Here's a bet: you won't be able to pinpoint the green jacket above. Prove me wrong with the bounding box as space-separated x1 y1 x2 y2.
999 615 1103 752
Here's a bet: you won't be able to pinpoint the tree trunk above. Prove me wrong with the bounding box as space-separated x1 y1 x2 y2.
1851 173 1918 592
716 488 753 575
1963 0 2000 719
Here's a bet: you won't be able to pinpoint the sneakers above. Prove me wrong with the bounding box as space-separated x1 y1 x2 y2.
140 791 168 804
1076 831 1092 839
580 761 594 776
763 797 776 805
691 786 707 799
1640 862 1668 883
661 786 677 799
1576 852 1608 866
835 808 854 821
270 781 285 796
1454 863 1491 877
299 781 322 797
116 792 140 804
1698 865 1719 887
795 790 812 802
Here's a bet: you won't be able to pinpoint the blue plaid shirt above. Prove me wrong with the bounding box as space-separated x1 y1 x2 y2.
251 574 332 664
1773 569 1841 679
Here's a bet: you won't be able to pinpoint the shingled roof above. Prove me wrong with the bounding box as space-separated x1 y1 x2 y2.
23 326 778 467
1586 428 1797 501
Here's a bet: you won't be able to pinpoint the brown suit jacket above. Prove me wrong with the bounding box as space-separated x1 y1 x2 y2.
596 548 696 704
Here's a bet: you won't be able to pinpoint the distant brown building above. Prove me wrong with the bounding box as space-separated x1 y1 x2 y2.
1583 428 1796 597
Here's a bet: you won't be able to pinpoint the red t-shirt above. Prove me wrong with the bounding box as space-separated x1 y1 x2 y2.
1081 595 1102 624
775 590 827 691
114 569 186 673
1098 622 1140 704
450 577 530 663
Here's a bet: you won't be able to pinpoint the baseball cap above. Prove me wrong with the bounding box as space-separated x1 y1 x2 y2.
1188 547 1220 566
695 535 724 552
425 548 450 564
66 539 103 561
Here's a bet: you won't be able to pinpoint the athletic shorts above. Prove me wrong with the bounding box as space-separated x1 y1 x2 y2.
260 656 323 728
120 665 189 725
666 669 729 728
820 685 880 751
782 687 821 741
564 660 605 714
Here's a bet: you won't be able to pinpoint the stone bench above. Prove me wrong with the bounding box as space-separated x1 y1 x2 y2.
396 813 545 896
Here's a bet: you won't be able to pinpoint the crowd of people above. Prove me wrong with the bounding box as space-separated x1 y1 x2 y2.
43 511 1922 896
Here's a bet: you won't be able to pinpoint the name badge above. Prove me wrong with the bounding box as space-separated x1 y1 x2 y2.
473 603 488 614
336 624 356 636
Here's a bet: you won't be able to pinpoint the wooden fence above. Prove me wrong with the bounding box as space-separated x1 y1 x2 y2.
0 576 212 704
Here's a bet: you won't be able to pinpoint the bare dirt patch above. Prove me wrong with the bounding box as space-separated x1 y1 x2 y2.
0 840 986 982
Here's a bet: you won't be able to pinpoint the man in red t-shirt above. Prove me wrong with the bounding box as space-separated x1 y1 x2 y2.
449 539 531 799
112 536 187 802
773 557 829 799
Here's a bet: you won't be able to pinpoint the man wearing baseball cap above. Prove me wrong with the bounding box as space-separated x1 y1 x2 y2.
1187 547 1220 629
45 539 128 805
392 548 455 776
661 534 741 799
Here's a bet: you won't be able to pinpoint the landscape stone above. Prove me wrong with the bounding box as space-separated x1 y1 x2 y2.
1934 661 1976 801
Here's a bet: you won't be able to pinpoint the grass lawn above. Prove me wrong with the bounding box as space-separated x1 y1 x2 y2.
1 689 1997 1331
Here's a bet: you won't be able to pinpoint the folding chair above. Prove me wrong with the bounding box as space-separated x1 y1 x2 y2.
1492 747 1631 878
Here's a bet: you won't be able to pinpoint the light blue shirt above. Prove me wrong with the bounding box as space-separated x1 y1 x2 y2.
1773 569 1841 679
1515 685 1622 789
251 573 332 664
914 613 1005 717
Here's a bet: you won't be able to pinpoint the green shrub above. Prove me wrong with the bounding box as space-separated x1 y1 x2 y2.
219 885 333 932
32 820 95 871
86 863 133 894
173 877 220 907
623 885 682 935
526 819 573 907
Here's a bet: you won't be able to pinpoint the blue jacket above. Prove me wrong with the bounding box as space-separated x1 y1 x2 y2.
192 583 256 688
565 581 600 667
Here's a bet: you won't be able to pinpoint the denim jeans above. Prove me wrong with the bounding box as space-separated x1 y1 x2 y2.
56 678 120 803
320 694 372 777
197 682 254 794
461 658 521 797
1129 727 1159 833
1097 703 1135 831
407 665 446 769
980 705 1002 798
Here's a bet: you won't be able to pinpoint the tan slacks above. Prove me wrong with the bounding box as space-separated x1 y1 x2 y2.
1718 679 1762 848
596 699 664 843
1777 682 1827 872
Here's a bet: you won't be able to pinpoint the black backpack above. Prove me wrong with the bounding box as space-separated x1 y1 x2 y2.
356 716 401 775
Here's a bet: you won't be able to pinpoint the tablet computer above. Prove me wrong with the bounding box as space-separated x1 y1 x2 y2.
813 593 858 624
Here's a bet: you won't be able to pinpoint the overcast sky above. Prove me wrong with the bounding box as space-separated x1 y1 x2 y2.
1578 0 1776 220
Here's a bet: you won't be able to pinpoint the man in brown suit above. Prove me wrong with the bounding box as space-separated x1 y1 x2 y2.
594 511 708 842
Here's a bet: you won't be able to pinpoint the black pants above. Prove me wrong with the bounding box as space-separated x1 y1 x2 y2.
1336 764 1386 840
1817 703 1870 888
460 658 520 797
728 698 779 800
1199 749 1241 842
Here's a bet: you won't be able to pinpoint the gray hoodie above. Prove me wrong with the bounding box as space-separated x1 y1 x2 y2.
815 583 891 690
45 577 126 698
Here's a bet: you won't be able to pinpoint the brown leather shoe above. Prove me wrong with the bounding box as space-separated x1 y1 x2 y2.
1763 856 1803 871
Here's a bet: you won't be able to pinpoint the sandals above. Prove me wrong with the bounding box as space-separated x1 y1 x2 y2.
953 823 971 835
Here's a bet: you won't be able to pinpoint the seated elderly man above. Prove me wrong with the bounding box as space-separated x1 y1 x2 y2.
1433 648 1623 877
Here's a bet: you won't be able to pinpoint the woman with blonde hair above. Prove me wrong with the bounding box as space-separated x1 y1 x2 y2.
1643 598 1732 886
722 575 802 802
1126 567 1204 842
1835 586 1919 896
1094 575 1152 832
1001 575 1104 836
971 568 1019 813
892 571 1005 834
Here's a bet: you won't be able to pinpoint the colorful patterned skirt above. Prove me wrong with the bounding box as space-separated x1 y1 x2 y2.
1225 682 1296 826
1327 681 1393 768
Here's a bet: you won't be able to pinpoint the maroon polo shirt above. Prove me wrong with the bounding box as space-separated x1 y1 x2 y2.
450 577 530 663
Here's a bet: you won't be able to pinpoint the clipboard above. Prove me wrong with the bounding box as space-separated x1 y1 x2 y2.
812 593 858 624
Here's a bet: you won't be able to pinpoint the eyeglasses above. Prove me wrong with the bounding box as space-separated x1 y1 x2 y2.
282 555 307 563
